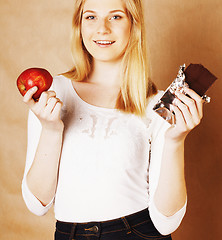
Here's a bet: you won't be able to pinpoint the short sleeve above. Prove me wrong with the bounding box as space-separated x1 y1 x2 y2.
147 92 187 235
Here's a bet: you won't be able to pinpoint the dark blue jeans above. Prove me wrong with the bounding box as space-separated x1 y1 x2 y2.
54 208 172 240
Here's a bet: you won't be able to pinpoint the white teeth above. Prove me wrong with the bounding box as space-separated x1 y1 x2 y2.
96 41 113 45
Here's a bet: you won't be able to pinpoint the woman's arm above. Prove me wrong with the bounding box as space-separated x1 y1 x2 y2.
23 86 64 206
154 87 204 216
153 137 187 217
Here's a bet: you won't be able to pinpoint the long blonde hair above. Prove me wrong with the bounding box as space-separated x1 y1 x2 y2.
63 0 157 116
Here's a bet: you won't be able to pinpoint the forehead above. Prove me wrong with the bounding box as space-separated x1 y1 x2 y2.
83 0 126 12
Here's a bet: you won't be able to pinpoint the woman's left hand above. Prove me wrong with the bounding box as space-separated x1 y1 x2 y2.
165 87 204 142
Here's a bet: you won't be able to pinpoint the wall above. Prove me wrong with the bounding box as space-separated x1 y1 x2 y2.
0 0 221 239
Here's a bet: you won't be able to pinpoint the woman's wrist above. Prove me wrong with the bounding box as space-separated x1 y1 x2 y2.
41 120 64 134
163 134 186 165
164 132 186 146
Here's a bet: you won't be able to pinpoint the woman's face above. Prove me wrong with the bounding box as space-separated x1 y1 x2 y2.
81 0 131 63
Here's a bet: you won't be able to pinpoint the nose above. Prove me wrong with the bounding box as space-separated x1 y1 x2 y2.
97 18 111 34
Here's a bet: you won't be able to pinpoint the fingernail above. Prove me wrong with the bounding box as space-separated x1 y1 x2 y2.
32 86 38 91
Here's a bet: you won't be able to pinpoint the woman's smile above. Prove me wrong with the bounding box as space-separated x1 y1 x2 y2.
93 40 116 48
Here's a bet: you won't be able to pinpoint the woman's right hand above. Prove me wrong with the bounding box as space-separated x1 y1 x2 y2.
23 86 64 131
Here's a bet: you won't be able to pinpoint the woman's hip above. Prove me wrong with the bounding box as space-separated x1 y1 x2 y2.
54 208 172 240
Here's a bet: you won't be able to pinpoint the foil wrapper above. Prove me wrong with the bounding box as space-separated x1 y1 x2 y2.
153 63 217 124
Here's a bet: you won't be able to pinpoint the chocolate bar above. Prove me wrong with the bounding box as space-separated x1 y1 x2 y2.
153 63 217 124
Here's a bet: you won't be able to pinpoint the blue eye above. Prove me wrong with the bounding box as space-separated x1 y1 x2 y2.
111 15 122 20
86 16 96 20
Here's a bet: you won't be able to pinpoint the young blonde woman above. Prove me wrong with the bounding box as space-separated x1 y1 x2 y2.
22 0 204 239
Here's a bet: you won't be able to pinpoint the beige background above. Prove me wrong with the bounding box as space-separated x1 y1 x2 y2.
0 0 221 239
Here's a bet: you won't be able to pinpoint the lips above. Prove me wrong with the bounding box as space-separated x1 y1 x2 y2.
93 40 115 47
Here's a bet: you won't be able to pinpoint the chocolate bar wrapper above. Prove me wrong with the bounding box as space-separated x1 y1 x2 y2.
153 63 217 124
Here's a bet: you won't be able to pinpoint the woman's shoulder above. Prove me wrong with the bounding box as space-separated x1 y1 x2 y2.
145 90 171 135
51 74 71 91
49 74 73 103
52 74 70 89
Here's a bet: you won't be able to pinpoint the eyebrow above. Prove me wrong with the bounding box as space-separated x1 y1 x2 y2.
83 10 126 14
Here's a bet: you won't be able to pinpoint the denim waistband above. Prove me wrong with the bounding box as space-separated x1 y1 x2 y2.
56 208 152 236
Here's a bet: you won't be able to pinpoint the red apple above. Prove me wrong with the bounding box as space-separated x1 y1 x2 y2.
17 68 53 100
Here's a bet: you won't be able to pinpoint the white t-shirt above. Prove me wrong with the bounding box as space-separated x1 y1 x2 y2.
22 75 186 235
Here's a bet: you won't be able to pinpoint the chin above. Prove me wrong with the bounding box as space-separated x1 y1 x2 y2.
92 52 123 63
95 57 122 63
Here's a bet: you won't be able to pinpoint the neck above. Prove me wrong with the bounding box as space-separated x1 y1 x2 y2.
87 59 122 88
